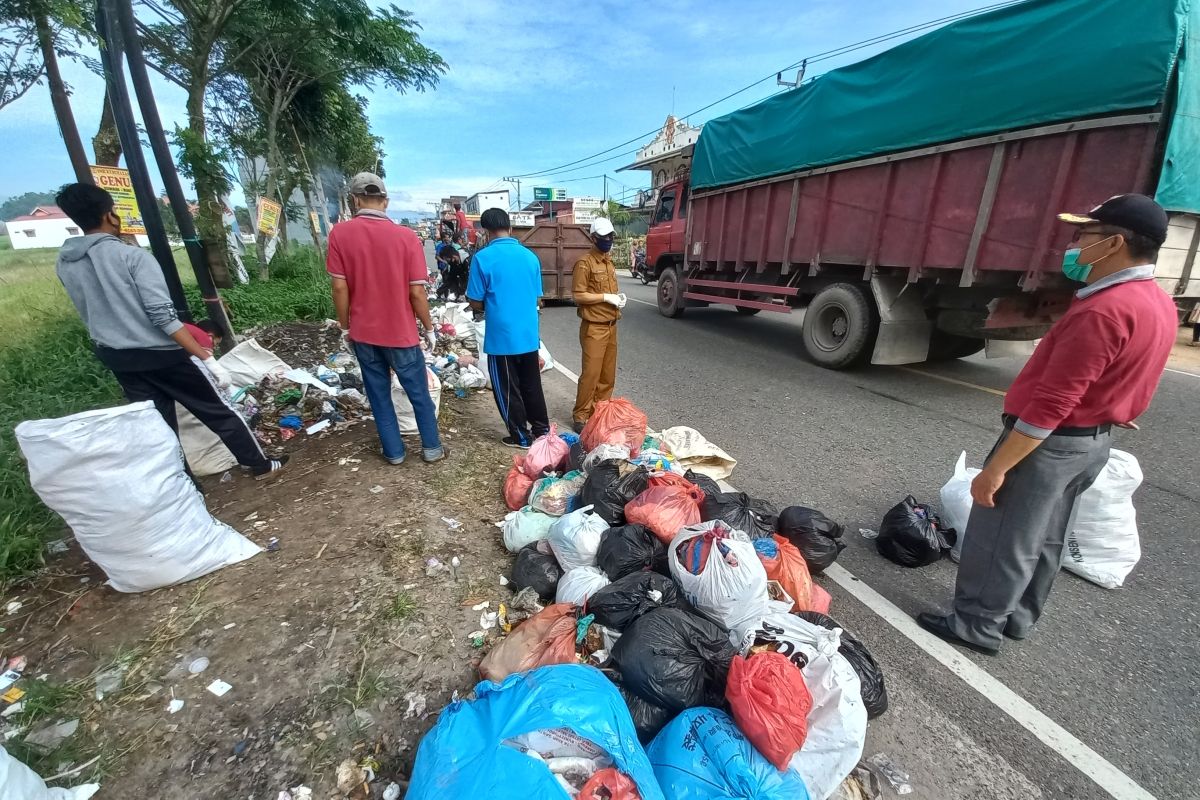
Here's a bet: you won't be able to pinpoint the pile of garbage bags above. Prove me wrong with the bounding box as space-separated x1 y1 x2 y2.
417 397 882 800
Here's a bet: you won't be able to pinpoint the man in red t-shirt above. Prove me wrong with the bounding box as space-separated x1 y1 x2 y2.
919 194 1176 655
328 172 445 465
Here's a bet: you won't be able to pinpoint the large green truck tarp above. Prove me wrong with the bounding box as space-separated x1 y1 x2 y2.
691 0 1200 212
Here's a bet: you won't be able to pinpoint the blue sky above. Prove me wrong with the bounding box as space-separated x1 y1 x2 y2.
0 0 995 217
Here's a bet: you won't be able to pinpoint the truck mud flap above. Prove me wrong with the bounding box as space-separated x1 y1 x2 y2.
869 276 932 365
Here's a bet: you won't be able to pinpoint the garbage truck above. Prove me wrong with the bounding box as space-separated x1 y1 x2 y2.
647 0 1200 368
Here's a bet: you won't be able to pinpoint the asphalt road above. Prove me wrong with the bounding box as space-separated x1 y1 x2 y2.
525 273 1199 800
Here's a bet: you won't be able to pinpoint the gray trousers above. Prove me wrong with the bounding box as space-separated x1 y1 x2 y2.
945 427 1111 649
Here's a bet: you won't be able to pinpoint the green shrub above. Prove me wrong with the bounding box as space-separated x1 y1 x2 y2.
186 246 334 329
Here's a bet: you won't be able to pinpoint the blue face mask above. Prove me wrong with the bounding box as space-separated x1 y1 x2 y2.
1061 235 1115 283
595 238 614 253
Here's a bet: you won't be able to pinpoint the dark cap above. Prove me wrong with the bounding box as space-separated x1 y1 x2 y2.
347 172 387 197
1058 194 1168 246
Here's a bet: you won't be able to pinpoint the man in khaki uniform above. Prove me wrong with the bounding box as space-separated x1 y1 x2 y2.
571 217 627 432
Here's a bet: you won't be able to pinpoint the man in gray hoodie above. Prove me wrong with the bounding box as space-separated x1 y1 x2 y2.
54 183 286 479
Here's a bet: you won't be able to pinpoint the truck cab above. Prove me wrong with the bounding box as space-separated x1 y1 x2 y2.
644 178 688 279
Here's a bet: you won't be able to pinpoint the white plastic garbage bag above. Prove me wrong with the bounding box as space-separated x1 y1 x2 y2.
502 507 558 552
15 402 261 593
669 521 774 630
438 303 475 332
390 366 443 435
1061 449 1142 589
0 746 99 800
940 451 980 562
555 566 611 606
582 443 631 474
547 505 608 571
538 341 555 372
658 426 737 480
178 339 293 476
730 613 867 800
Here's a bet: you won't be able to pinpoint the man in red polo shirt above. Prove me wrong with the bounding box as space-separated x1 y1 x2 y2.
328 172 445 465
918 194 1177 655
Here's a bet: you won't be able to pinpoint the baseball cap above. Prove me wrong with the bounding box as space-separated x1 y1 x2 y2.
1058 194 1168 246
347 172 387 197
590 217 615 237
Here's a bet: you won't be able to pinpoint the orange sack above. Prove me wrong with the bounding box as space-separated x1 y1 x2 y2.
760 534 814 612
625 484 703 544
504 454 534 511
581 398 648 456
578 767 642 800
725 651 813 771
478 603 578 682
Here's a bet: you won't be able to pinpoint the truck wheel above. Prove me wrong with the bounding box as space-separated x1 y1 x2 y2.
802 283 878 369
927 331 985 361
657 265 685 318
735 306 761 316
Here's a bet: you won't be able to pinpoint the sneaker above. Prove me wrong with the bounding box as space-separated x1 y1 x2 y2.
253 454 290 480
501 436 530 450
423 445 450 464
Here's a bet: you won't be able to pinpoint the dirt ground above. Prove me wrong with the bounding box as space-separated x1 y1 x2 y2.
0 371 521 797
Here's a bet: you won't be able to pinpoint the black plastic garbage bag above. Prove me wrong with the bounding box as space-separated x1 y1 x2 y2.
684 469 721 499
776 505 847 574
619 684 675 744
581 461 650 526
611 607 736 713
567 440 587 473
596 524 668 580
796 610 888 719
589 571 680 630
876 495 956 568
701 491 778 538
509 542 563 600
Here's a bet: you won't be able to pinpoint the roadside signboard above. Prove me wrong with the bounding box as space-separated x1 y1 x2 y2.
510 211 536 227
256 197 282 236
89 165 146 234
533 187 568 202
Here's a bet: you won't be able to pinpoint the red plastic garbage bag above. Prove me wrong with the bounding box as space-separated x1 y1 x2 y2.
582 398 648 456
525 423 570 476
579 767 643 800
725 651 812 771
646 471 695 492
625 484 703 544
759 534 814 613
504 454 534 511
809 583 831 615
478 603 578 682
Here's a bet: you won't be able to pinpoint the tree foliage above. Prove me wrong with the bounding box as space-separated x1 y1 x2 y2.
0 189 60 220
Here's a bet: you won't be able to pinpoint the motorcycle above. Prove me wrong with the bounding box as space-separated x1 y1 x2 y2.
630 248 654 284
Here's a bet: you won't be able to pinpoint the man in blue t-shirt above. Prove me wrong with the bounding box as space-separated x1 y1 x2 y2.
466 208 550 448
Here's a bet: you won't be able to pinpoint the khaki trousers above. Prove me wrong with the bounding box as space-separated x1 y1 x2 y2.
573 321 618 422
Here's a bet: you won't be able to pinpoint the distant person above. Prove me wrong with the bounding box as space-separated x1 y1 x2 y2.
571 217 625 433
327 172 446 465
1188 301 1200 346
435 230 453 258
437 245 470 302
918 194 1177 655
466 207 549 448
453 202 468 239
53 183 286 480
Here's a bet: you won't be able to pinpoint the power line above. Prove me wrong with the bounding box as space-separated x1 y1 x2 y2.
505 0 1024 181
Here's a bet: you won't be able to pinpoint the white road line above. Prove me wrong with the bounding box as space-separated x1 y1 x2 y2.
543 361 1155 800
1164 366 1200 379
627 297 656 307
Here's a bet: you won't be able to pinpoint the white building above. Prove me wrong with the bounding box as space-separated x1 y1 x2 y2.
618 115 703 208
6 206 84 250
464 189 510 214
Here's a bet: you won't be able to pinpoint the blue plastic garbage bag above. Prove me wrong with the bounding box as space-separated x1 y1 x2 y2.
646 708 810 800
408 663 665 800
559 430 581 447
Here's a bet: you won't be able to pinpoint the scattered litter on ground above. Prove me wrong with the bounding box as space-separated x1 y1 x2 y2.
206 679 233 697
866 752 913 794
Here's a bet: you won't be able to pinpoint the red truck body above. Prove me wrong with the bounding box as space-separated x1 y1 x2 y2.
646 114 1199 367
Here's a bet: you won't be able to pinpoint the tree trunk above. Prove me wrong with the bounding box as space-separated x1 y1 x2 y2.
34 11 90 184
257 109 282 279
186 77 234 288
92 87 122 166
303 182 322 257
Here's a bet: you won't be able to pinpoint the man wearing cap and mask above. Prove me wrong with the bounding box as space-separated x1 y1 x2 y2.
918 194 1177 655
327 172 445 466
571 217 626 433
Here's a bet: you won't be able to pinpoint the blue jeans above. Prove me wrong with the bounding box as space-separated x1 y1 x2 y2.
353 341 442 461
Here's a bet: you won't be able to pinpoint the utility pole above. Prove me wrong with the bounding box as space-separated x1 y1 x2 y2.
502 176 522 211
603 175 608 205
